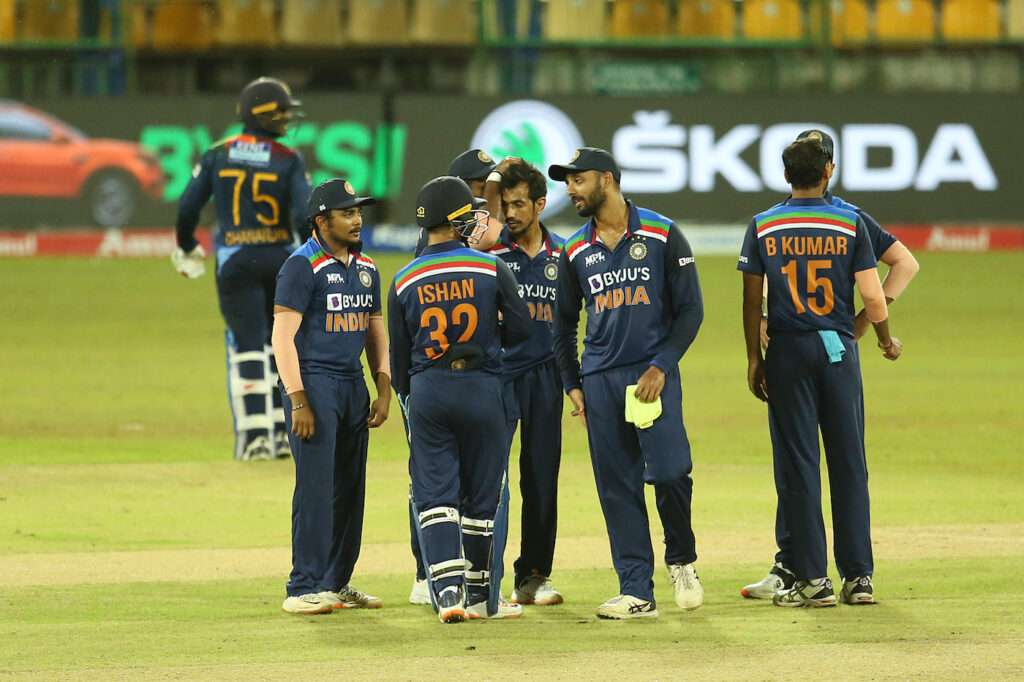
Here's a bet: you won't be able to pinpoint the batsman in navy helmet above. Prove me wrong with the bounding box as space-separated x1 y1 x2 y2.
388 176 532 624
172 76 312 462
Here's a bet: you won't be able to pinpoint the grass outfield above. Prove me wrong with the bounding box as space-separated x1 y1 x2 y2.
0 252 1022 679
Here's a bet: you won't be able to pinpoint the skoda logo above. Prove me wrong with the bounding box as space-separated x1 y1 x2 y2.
470 100 583 218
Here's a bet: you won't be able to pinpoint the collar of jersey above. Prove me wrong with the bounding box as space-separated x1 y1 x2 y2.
419 239 464 256
501 222 558 256
312 232 358 267
586 200 639 245
783 197 830 207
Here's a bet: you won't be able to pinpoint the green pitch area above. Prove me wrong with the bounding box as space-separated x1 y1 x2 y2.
1 253 1022 679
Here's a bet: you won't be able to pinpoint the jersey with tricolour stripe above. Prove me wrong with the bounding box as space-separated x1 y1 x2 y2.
553 201 702 382
737 198 876 337
274 234 380 378
391 245 505 377
486 223 564 377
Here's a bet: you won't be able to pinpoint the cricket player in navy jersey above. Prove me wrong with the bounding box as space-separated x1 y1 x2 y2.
487 160 566 607
406 149 506 606
738 137 902 608
388 176 532 624
271 178 390 614
550 147 705 619
742 129 920 600
173 77 312 462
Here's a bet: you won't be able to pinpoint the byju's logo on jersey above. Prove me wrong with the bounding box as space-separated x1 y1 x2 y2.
471 100 583 218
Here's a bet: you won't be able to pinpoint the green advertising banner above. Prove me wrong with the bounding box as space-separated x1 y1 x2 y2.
4 93 1020 229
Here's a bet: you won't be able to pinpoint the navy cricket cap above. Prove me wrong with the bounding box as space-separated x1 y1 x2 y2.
548 147 621 183
795 129 834 160
416 176 487 229
447 149 497 181
307 178 376 218
237 77 300 124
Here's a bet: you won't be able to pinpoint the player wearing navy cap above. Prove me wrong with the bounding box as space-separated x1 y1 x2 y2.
173 76 312 462
738 137 902 608
406 149 507 606
486 160 566 607
272 178 391 614
742 129 920 602
550 147 705 619
388 176 532 623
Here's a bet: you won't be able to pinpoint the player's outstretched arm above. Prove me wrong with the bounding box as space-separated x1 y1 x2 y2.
272 305 315 439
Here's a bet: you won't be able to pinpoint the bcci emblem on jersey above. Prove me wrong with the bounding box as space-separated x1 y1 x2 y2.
544 262 558 281
359 269 373 288
629 241 647 260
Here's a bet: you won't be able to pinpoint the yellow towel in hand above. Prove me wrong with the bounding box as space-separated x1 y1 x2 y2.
624 384 662 429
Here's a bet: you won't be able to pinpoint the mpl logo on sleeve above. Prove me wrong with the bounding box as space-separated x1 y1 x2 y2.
228 140 271 167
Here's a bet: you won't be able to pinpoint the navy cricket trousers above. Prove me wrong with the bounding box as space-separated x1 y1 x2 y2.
765 332 872 581
504 359 563 584
582 361 697 602
409 370 506 594
282 372 370 596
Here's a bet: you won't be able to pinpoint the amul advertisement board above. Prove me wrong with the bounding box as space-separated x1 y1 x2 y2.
3 94 1016 229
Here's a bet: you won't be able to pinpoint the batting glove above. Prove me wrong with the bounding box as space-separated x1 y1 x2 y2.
171 245 207 279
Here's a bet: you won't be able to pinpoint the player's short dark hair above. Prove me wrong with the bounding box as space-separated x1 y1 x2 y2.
783 138 829 190
499 161 547 203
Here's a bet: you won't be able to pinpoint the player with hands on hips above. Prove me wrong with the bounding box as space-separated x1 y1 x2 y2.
172 76 312 462
271 178 390 614
388 176 532 624
550 147 705 620
738 137 899 608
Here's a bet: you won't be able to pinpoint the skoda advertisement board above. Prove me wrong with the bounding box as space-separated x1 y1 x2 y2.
394 94 1013 225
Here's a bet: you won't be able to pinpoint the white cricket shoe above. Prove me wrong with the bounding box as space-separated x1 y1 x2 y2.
596 594 659 619
668 563 704 611
241 435 273 461
773 577 837 608
742 562 796 599
409 578 432 605
319 585 382 609
436 586 466 624
512 575 564 605
466 596 523 620
282 593 332 614
274 431 292 459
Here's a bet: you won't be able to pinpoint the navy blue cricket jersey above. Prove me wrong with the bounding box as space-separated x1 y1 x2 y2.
485 223 564 377
778 191 898 261
552 201 703 393
737 197 876 337
387 241 532 396
274 234 381 378
177 127 311 263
